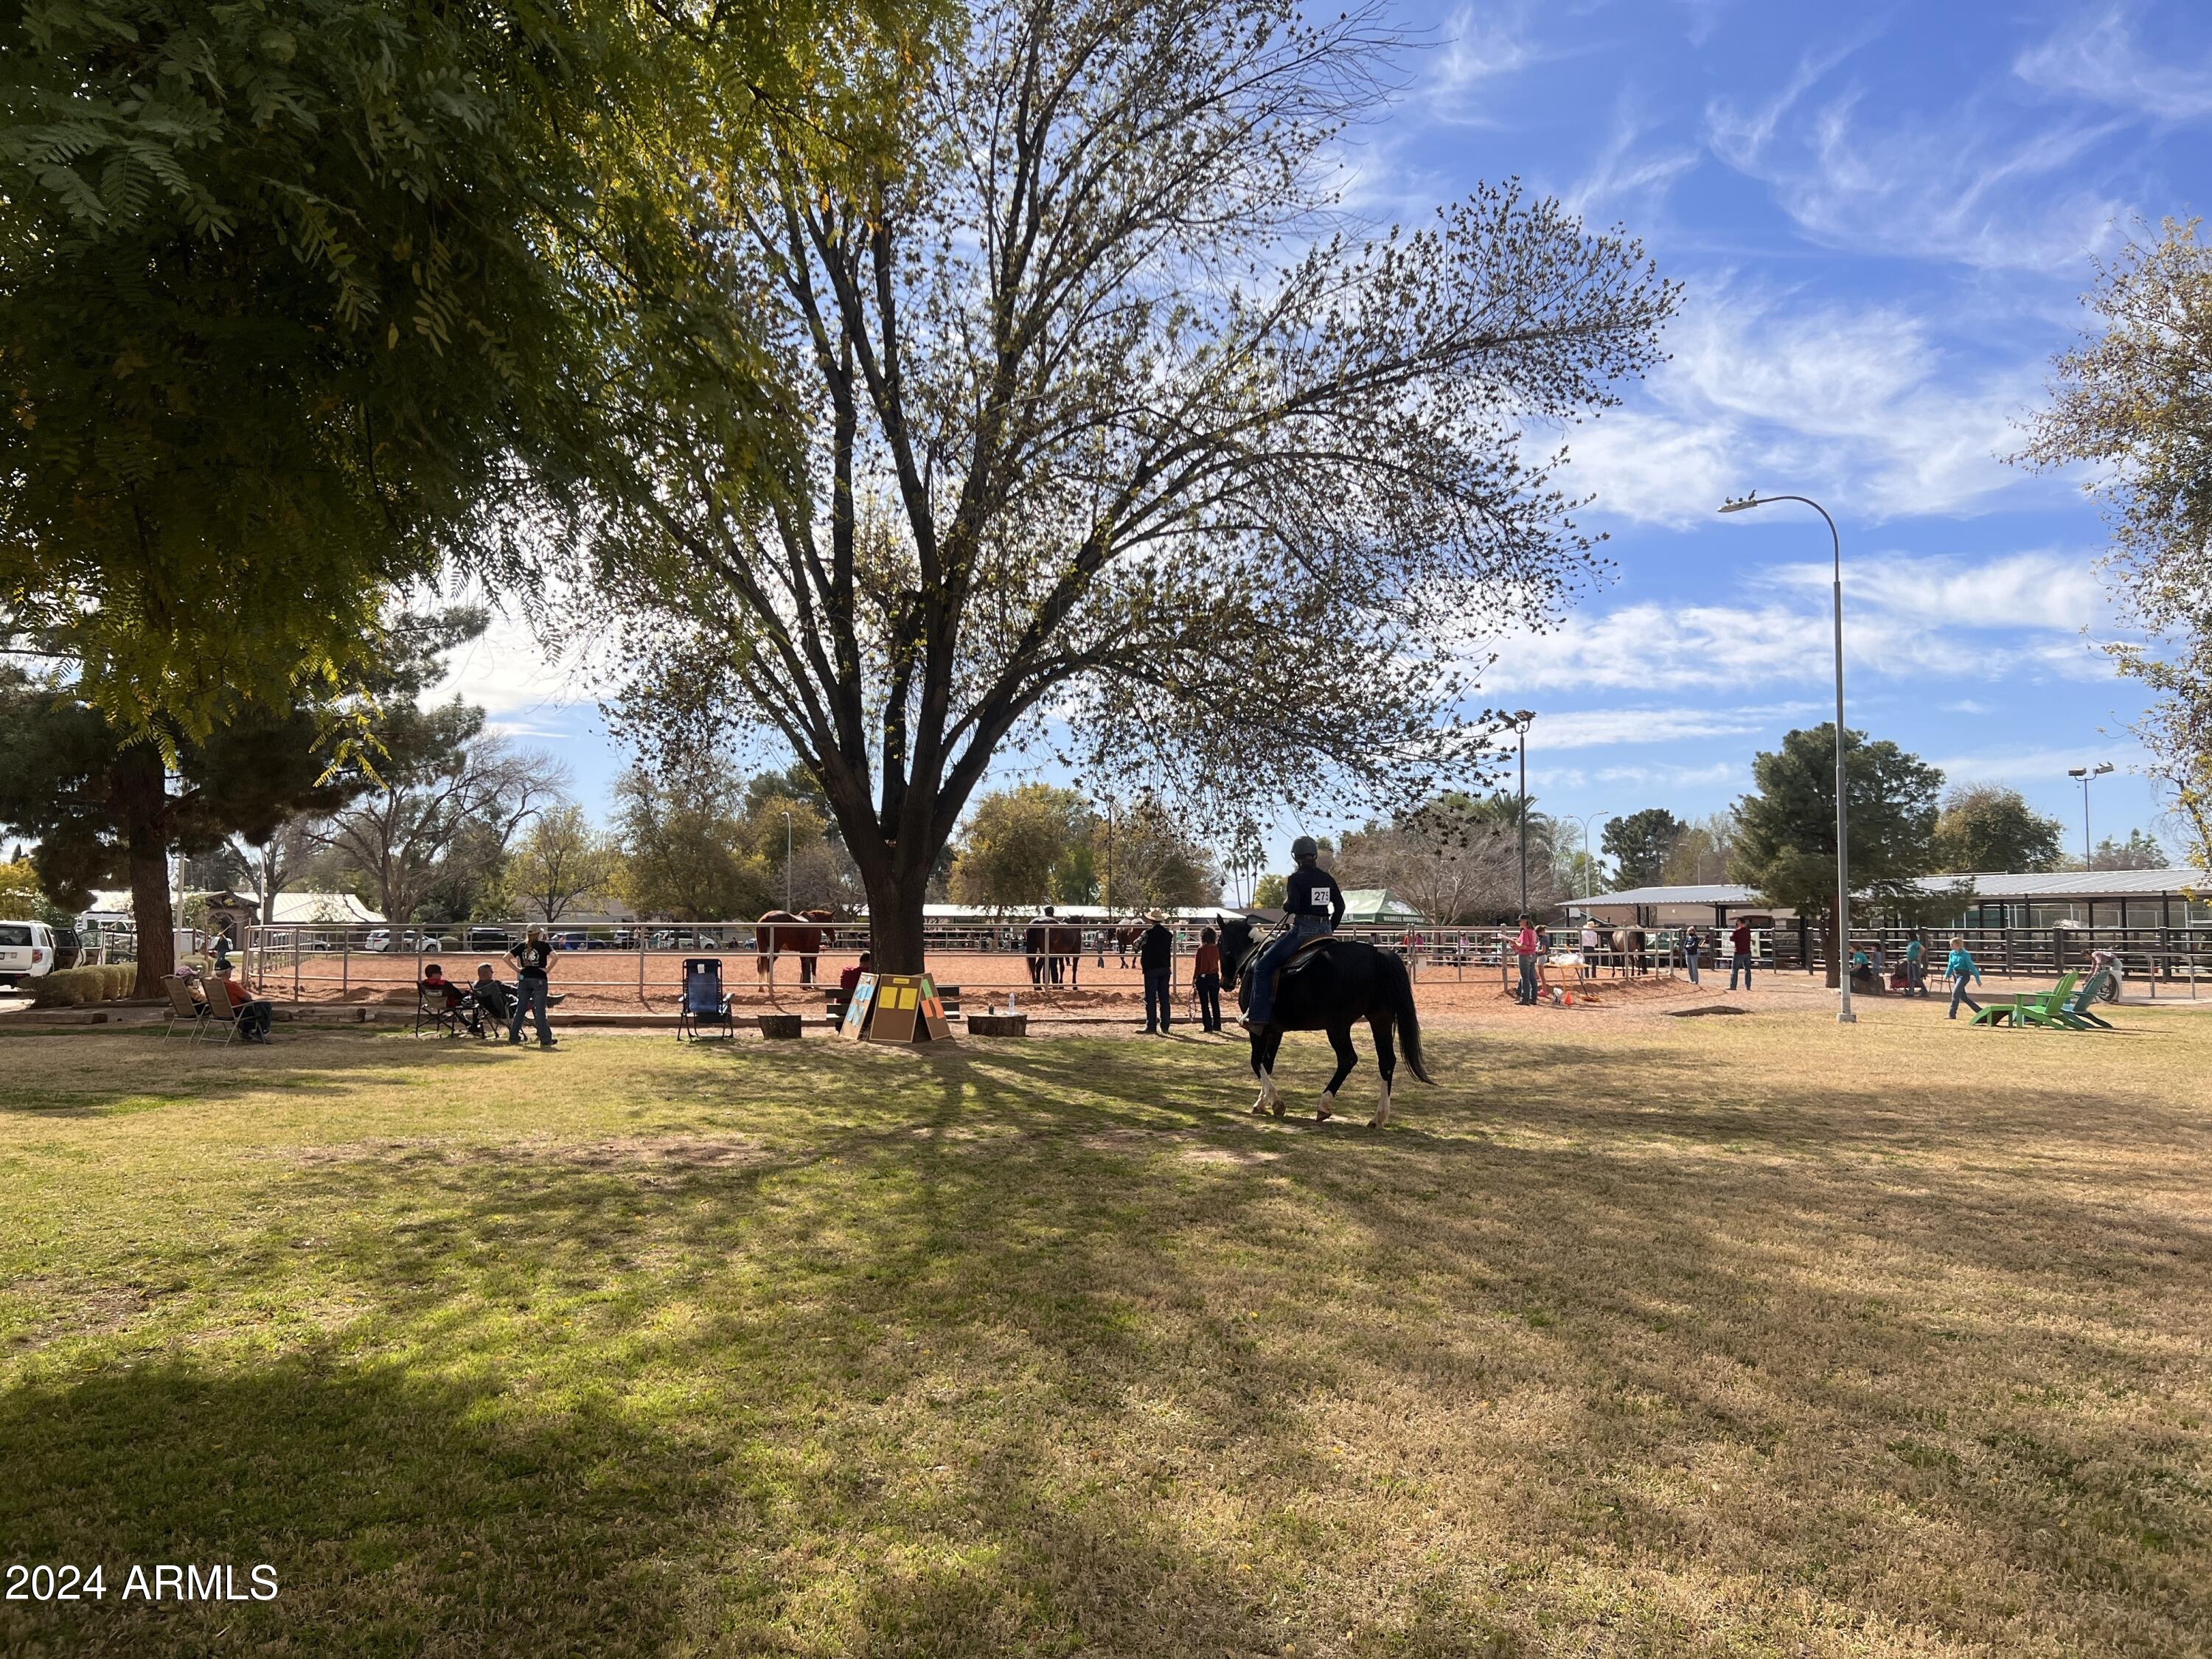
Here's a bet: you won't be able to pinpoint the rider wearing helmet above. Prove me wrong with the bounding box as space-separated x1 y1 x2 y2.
1242 835 1345 1030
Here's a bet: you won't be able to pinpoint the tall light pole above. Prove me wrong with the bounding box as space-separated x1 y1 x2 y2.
782 810 793 911
1720 491 1855 1023
1509 711 1537 913
2067 763 2114 869
1568 810 1613 902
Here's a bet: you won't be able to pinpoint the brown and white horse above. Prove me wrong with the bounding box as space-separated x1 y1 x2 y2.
756 909 835 986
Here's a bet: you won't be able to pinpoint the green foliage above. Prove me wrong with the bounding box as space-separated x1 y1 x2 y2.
0 0 641 731
0 665 353 987
613 765 844 922
1932 785 2065 874
1253 873 1287 910
2017 219 2212 877
950 787 1094 908
0 858 71 926
1601 808 1683 889
2083 828 2169 872
1735 725 1946 922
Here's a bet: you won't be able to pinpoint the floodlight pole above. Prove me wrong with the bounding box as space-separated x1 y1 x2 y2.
783 811 793 911
1570 810 1611 902
2067 763 2112 869
1720 492 1854 1023
1509 711 1537 914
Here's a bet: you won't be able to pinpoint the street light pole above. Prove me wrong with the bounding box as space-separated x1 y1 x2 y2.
783 810 793 911
1720 492 1854 1023
2067 763 2114 869
1570 810 1612 902
1509 711 1537 914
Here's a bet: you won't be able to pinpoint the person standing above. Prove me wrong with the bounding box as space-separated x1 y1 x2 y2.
1904 932 1927 995
1728 919 1753 990
1945 936 1983 1020
1683 928 1703 986
1242 837 1345 1031
506 925 558 1048
1192 926 1223 1033
1579 919 1600 981
1138 911 1175 1034
1514 914 1542 1004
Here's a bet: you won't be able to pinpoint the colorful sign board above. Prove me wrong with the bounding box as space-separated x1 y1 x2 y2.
838 973 952 1044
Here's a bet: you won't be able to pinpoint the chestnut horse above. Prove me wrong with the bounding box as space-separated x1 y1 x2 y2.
756 909 835 986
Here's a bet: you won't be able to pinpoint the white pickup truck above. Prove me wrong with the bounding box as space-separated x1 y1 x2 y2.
0 921 58 989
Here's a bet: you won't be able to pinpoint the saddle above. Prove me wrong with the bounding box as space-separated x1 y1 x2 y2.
1279 935 1335 977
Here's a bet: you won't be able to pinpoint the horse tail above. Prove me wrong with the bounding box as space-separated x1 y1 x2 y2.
1382 949 1433 1085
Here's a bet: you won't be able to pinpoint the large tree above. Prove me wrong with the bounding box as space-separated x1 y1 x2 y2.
585 0 1677 970
1602 807 1683 889
2017 219 2212 877
0 670 353 990
1734 726 1944 987
1931 784 2065 874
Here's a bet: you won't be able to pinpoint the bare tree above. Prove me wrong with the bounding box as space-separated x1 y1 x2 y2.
314 734 566 924
587 0 1677 968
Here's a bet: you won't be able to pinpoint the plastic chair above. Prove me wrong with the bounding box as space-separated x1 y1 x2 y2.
678 958 734 1041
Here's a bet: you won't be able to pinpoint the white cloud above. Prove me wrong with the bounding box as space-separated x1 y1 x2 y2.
1928 741 2151 786
1562 285 2058 526
2015 10 2212 122
1519 704 1817 750
1564 104 1701 223
1707 51 2129 272
431 607 588 718
1484 550 2128 695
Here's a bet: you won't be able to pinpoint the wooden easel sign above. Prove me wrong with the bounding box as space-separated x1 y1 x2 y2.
839 973 952 1044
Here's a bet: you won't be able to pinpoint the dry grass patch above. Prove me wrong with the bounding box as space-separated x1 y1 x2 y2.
0 1004 2206 1655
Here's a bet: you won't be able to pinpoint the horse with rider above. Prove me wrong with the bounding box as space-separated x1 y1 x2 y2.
1214 835 1430 1126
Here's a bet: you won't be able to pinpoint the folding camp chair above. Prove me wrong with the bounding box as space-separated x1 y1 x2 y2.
163 975 212 1041
677 957 734 1040
416 979 485 1040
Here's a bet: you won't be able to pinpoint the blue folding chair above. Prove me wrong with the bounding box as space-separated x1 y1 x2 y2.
678 957 734 1040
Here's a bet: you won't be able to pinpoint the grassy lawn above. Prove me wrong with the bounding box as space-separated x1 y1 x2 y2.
1 1009 2208 1657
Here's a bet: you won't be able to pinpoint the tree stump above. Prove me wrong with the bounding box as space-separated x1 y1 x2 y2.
964 1013 1028 1037
755 1013 804 1040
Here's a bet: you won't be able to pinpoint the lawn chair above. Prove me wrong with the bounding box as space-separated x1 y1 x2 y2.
415 978 484 1040
162 975 212 1042
1971 971 2081 1029
678 957 734 1041
2057 964 2118 1030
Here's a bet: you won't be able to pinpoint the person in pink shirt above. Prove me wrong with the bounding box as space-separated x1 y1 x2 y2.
1514 915 1542 1005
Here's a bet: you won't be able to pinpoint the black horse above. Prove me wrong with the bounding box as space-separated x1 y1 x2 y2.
1215 916 1431 1127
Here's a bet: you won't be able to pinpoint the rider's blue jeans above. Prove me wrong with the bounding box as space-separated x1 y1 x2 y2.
1247 917 1332 1026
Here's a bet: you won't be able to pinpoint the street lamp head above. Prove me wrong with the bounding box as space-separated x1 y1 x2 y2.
2094 762 2115 777
1510 709 1537 726
1717 493 1761 514
2068 768 2089 779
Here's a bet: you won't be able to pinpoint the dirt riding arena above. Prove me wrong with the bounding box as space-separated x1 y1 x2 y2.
234 940 2090 1029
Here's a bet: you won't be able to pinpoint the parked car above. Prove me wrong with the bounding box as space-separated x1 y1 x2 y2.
555 932 587 950
363 930 393 953
468 928 511 952
0 920 59 988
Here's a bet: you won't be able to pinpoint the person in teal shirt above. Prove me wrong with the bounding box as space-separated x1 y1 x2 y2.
1945 936 1983 1020
1905 933 1927 995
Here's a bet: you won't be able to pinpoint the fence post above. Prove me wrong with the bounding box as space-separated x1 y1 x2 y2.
293 928 302 1003
341 933 350 1000
638 925 647 1005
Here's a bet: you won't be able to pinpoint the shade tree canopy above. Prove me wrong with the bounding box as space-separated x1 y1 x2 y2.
1931 785 2065 874
1734 725 1947 987
584 0 1679 970
1601 808 1684 889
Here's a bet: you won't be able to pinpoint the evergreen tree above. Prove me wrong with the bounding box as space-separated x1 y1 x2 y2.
1601 808 1684 888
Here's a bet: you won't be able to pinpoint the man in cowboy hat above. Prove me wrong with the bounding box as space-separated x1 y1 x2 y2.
1242 835 1344 1031
1137 910 1176 1034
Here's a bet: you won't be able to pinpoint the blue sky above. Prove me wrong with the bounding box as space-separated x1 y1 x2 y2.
448 0 2212 865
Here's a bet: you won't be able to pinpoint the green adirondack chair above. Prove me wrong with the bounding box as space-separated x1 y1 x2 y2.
1971 971 2080 1029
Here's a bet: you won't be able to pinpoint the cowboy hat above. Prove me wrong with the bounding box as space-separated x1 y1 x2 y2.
1144 909 1165 922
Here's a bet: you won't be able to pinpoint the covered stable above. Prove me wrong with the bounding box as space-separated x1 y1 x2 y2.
1576 869 2212 931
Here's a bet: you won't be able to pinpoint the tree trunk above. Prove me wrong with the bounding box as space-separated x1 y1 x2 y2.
857 844 935 975
118 745 175 998
1821 913 1840 990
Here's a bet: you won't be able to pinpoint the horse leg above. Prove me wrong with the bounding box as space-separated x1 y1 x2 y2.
1317 1024 1359 1121
1251 1031 1287 1116
1248 1035 1273 1116
1367 1013 1398 1128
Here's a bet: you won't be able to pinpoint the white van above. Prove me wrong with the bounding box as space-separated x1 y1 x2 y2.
0 921 58 988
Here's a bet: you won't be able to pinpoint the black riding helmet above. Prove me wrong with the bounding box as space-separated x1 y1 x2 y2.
1291 835 1319 864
